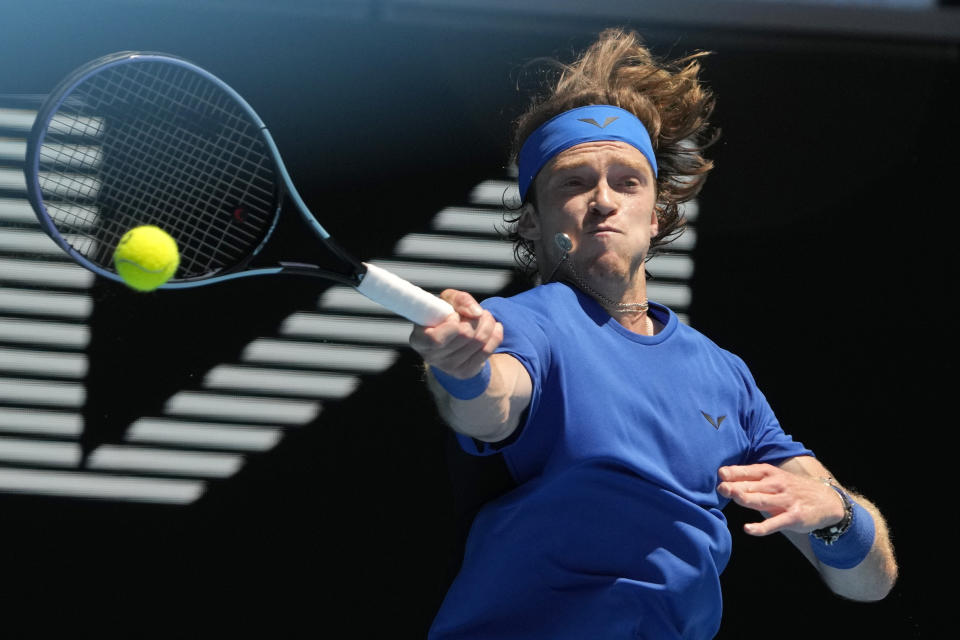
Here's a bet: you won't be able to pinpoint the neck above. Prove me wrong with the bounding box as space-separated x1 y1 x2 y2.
554 261 656 335
613 307 656 335
574 274 648 315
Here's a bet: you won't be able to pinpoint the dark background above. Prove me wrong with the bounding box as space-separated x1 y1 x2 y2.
1 1 954 636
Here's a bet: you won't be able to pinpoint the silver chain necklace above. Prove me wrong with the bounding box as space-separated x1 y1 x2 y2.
548 233 650 315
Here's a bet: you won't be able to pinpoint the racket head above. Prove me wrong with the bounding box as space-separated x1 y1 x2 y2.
25 51 284 286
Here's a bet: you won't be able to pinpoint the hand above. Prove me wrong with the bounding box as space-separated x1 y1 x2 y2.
408 289 503 379
717 464 846 536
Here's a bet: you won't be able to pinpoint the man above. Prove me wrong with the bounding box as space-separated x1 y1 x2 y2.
410 28 897 639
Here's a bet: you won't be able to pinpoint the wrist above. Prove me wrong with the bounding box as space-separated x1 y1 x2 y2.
809 481 876 569
429 361 491 400
816 478 850 531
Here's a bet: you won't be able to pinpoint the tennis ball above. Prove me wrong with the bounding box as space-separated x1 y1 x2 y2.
113 225 180 292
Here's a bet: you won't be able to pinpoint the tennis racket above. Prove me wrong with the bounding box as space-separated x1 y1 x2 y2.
23 51 454 326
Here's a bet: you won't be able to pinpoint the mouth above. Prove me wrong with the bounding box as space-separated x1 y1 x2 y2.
588 227 620 235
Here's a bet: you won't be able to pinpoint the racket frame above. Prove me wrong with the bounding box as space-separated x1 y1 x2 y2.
24 51 455 326
25 51 363 289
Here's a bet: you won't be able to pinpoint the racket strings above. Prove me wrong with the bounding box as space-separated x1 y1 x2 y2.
94 102 267 266
35 58 280 279
91 63 274 272
43 88 270 272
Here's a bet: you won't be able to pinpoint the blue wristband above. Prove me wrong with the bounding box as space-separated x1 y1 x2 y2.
810 500 876 569
429 361 491 400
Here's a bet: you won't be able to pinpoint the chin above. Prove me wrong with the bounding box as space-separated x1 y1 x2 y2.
582 256 630 281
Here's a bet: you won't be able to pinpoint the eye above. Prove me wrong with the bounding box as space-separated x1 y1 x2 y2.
552 174 588 192
562 177 584 187
618 172 648 190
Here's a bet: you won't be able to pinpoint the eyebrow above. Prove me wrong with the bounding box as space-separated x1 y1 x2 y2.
548 153 651 175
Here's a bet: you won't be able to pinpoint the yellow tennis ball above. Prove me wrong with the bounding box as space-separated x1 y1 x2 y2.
113 225 180 292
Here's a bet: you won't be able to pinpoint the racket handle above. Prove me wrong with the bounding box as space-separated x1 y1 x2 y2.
356 262 454 327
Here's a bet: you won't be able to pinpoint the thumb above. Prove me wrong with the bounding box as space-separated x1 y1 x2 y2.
440 289 483 319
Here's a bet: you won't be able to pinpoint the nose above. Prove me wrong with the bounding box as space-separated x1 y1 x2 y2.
589 180 617 217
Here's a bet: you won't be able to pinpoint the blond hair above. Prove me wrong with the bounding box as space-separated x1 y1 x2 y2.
508 28 717 270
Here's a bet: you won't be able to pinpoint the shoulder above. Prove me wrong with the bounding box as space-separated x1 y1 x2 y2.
480 284 579 366
668 315 757 382
482 282 575 320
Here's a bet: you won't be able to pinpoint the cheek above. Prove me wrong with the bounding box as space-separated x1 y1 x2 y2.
543 203 583 233
644 195 659 230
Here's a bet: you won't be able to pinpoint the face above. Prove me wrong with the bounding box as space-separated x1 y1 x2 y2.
520 141 659 285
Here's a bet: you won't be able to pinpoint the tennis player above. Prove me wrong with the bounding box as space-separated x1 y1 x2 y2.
410 28 897 639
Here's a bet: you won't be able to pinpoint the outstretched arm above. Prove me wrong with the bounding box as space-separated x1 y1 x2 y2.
717 456 897 602
409 289 532 443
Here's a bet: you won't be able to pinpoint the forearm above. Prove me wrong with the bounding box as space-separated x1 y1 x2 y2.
427 353 531 442
721 458 898 602
789 492 898 602
777 484 897 602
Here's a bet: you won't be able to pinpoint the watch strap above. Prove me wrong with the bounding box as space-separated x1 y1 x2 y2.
811 478 853 544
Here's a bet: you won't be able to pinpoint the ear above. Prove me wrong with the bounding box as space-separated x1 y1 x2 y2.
517 203 541 241
649 206 660 238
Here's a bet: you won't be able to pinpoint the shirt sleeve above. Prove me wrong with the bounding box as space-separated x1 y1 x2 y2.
733 354 814 464
453 295 550 457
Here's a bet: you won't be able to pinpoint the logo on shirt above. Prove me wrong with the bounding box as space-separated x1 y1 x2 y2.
578 116 619 129
700 411 726 430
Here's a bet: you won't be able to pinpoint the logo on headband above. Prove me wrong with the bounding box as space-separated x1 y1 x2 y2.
578 116 619 129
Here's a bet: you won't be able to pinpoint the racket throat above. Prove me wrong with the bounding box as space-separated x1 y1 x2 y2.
275 232 366 285
278 262 362 286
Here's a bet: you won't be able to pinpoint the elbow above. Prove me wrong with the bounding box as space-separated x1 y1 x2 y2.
838 582 893 603
436 396 517 443
450 409 518 443
827 558 898 602
859 562 898 602
836 582 895 603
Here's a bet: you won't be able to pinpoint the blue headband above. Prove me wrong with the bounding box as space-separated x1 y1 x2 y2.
517 105 658 200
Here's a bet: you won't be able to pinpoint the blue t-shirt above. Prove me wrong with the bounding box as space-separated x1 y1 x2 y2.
430 283 813 640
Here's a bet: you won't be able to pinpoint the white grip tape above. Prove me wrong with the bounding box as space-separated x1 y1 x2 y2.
356 262 454 327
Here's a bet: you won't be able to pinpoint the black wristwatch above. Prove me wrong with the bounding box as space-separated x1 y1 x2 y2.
810 478 854 545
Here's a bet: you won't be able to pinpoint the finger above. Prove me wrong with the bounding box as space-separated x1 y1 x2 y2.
470 310 499 347
456 348 496 379
410 316 459 348
409 322 441 354
484 322 504 354
463 322 504 369
429 308 497 349
412 316 464 352
444 320 503 376
726 487 789 514
439 289 484 319
717 480 773 498
718 464 776 482
743 512 794 537
441 332 492 367
410 308 502 377
425 320 498 375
